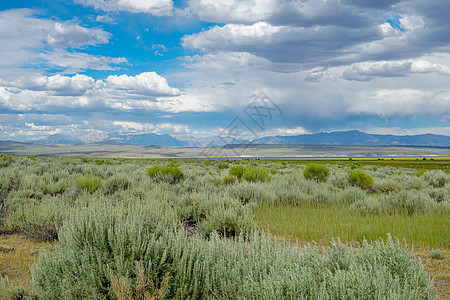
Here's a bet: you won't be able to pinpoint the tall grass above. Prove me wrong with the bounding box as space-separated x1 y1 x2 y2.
256 203 450 248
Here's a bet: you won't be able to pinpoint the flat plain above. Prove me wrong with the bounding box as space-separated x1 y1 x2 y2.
0 153 449 299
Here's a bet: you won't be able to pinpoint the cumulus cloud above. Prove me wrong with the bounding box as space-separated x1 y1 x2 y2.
105 72 180 96
343 59 450 81
113 121 191 134
275 126 308 135
75 0 173 16
16 74 97 96
0 72 190 112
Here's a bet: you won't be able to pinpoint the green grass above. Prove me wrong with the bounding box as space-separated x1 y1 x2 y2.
269 157 450 171
256 203 450 248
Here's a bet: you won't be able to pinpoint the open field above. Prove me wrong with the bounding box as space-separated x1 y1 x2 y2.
0 154 449 299
1 140 450 159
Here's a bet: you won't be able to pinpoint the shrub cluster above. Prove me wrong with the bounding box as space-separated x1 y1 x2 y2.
303 164 330 182
229 165 247 180
147 166 184 184
347 169 373 189
31 206 435 300
242 167 271 183
75 174 103 193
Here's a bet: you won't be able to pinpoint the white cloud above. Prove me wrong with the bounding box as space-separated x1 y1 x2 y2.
189 0 275 24
305 67 335 82
95 15 116 24
362 126 450 136
17 74 97 96
348 89 450 117
35 50 128 73
182 22 281 51
189 0 372 27
75 0 174 16
343 59 450 81
182 21 381 66
46 21 110 48
113 120 191 134
105 72 180 96
184 52 300 73
0 72 194 113
275 126 308 135
0 9 125 75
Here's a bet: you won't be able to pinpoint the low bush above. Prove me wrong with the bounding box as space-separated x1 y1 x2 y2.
303 164 330 182
385 190 435 215
75 174 102 193
414 169 427 177
329 174 348 189
104 174 131 194
429 249 444 260
242 167 271 183
217 162 229 169
373 178 401 193
222 175 236 185
147 166 184 184
421 170 449 188
348 169 373 189
337 186 366 204
198 206 256 237
229 165 247 180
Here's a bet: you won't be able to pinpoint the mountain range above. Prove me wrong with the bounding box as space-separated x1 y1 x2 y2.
30 130 450 148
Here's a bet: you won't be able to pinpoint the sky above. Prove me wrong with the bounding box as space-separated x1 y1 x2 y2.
0 0 449 142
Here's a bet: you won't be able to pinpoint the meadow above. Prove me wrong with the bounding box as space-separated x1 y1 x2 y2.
0 154 449 299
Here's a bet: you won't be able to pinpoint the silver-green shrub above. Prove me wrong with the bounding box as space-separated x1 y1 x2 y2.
30 206 436 300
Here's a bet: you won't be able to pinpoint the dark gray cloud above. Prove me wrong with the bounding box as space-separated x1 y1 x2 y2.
182 22 382 66
342 0 404 9
184 0 450 72
189 0 378 27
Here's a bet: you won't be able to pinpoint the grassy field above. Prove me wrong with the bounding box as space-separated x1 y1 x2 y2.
271 157 450 171
0 154 448 299
1 140 450 159
256 204 449 248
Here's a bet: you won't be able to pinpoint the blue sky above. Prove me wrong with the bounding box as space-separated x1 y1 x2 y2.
0 0 449 142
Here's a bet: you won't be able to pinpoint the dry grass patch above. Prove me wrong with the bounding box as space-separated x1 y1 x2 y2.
414 247 450 300
0 234 48 299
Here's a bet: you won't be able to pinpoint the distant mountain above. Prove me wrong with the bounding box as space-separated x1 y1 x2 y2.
253 130 450 147
112 133 188 146
30 130 450 147
36 134 79 144
175 135 249 147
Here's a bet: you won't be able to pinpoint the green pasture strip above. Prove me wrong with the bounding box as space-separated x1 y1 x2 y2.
265 157 450 171
255 203 450 248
